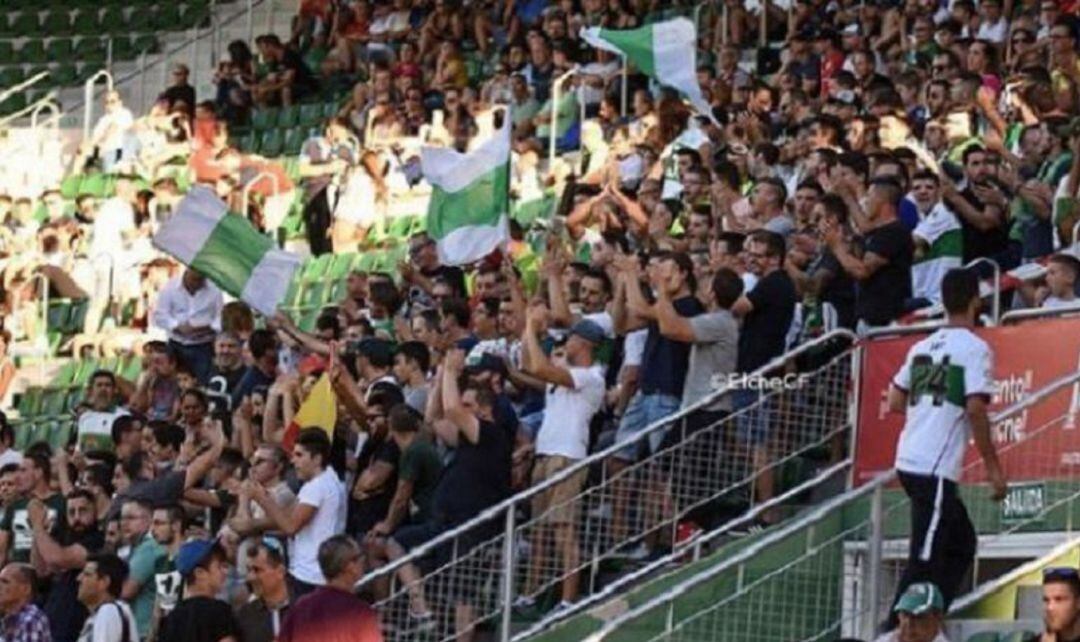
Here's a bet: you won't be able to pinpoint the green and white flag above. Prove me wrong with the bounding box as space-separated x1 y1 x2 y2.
580 17 714 120
422 117 511 266
153 185 302 316
912 202 963 304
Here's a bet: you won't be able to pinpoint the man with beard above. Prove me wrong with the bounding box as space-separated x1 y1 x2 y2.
31 489 106 642
77 371 128 452
148 505 185 641
206 332 246 418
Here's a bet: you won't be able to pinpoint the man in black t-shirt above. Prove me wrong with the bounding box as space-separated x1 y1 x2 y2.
732 230 797 522
952 146 1021 272
159 540 240 642
824 177 913 331
252 34 317 106
383 351 510 631
33 489 106 642
402 232 469 302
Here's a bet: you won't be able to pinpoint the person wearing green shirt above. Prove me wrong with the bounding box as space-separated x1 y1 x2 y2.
119 498 166 640
369 404 442 539
0 452 66 566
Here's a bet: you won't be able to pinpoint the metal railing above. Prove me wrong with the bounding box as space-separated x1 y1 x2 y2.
357 329 858 642
579 366 1080 642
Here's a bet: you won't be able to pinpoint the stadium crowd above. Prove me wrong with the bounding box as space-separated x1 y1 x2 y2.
1 0 1080 639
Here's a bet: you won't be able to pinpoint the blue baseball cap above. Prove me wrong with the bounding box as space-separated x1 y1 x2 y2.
569 319 605 345
176 539 218 577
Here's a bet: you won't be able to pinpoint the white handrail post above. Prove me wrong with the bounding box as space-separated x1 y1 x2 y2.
247 0 255 44
106 38 114 73
548 67 578 173
82 70 114 141
241 171 280 226
862 482 884 640
721 4 729 44
499 508 516 642
265 0 274 34
137 52 147 112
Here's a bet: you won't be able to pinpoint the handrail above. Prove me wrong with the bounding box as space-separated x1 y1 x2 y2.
1001 303 1080 325
513 458 854 640
582 366 1080 640
241 171 280 220
354 328 857 587
0 92 59 129
30 101 60 131
82 70 115 141
949 536 1080 615
0 71 51 106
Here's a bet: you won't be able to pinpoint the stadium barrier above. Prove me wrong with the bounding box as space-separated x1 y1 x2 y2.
356 329 858 642
579 367 1080 642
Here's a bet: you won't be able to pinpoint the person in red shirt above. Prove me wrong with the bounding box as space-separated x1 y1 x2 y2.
278 535 382 642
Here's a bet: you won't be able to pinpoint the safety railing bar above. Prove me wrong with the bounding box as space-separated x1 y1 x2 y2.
355 328 857 586
512 458 854 641
1001 304 1080 324
583 367 1080 640
0 71 50 105
0 92 58 128
949 535 1080 614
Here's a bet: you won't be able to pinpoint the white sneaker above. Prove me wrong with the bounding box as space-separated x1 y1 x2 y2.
513 596 536 610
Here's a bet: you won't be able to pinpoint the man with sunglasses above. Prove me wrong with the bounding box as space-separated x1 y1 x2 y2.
236 539 292 642
1028 567 1080 642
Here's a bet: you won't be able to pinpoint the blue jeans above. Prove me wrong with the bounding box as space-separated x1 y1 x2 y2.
613 393 680 462
733 388 774 447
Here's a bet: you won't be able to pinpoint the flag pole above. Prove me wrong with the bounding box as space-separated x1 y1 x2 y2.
620 55 629 117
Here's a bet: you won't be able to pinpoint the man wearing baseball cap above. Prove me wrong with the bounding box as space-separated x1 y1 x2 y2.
158 539 240 642
517 311 606 612
874 582 951 642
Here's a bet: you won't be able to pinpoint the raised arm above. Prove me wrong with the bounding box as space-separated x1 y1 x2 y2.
441 350 480 444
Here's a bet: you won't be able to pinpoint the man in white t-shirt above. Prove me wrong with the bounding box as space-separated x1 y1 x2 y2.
517 312 605 611
77 371 129 452
246 428 345 598
885 268 1006 631
89 91 135 172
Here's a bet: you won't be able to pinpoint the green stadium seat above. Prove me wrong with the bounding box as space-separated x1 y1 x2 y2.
16 388 43 417
1000 634 1035 642
18 41 48 65
182 4 212 29
388 215 415 241
236 132 257 153
67 298 89 334
321 101 339 119
111 36 136 62
353 252 378 273
277 105 300 128
298 102 323 128
299 281 327 307
283 127 305 156
298 307 320 333
0 93 27 117
258 129 284 157
152 4 181 29
46 38 74 61
328 278 347 302
99 7 127 34
251 108 278 132
48 419 74 450
965 634 1000 642
0 43 14 64
39 387 67 417
74 37 107 63
327 253 357 280
72 9 99 35
133 35 160 55
47 300 71 333
119 355 141 382
0 67 24 88
63 387 84 413
281 157 301 182
51 63 79 86
12 421 32 451
10 12 42 37
300 254 332 281
41 10 73 36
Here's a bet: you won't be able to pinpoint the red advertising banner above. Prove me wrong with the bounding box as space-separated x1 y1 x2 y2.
853 317 1080 485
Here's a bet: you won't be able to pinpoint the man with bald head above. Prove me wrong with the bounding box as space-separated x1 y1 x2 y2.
0 563 50 640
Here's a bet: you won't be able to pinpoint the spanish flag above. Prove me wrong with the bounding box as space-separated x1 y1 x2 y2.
281 373 337 451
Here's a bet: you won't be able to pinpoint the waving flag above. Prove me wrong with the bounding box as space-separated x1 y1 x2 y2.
422 116 511 266
581 17 714 120
281 372 337 451
152 185 302 316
